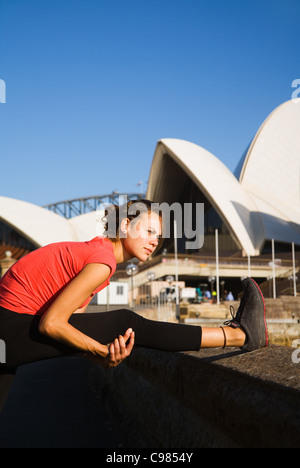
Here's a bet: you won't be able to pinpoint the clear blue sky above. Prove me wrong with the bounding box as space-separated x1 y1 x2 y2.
0 0 299 206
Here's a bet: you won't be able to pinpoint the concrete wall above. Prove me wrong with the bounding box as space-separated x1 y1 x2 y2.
90 345 300 448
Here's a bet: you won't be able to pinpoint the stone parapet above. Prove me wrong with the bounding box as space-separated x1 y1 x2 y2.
90 345 300 448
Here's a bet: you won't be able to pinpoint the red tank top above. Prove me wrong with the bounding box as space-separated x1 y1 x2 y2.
0 237 117 316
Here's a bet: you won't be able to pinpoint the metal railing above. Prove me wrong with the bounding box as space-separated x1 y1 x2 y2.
43 192 146 219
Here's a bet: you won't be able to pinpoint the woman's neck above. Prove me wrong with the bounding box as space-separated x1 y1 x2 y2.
108 239 133 264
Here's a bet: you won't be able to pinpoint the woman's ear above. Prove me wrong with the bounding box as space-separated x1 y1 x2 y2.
120 217 130 237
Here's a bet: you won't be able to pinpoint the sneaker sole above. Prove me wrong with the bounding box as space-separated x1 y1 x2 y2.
249 277 269 347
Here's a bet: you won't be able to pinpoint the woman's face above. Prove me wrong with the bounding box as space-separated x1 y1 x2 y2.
122 211 162 261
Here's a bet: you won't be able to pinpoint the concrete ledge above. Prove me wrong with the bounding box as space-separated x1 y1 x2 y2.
90 345 300 448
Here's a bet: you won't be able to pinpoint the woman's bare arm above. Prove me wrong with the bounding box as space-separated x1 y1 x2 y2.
38 263 114 357
74 299 92 314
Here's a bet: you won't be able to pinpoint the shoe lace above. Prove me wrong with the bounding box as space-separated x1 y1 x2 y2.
224 305 241 326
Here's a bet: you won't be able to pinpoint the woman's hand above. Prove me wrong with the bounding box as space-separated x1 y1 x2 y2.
105 328 135 368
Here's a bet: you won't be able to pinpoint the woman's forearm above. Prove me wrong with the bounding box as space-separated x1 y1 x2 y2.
39 317 108 357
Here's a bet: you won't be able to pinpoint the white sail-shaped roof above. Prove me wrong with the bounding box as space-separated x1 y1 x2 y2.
238 99 300 244
147 139 264 255
0 196 105 248
0 196 78 246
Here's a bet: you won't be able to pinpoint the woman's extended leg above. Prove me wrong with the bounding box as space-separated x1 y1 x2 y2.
69 308 202 353
70 310 249 350
79 310 245 349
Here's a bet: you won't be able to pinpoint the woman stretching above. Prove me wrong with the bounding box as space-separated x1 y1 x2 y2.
0 199 268 377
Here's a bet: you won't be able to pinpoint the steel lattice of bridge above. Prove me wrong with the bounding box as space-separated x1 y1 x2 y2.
43 193 146 219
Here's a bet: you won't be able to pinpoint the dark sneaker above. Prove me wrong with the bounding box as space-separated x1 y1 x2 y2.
224 278 269 351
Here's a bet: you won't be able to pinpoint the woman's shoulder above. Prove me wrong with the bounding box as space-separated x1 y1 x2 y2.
84 237 117 269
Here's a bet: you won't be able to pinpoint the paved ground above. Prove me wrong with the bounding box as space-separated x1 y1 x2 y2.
0 356 122 448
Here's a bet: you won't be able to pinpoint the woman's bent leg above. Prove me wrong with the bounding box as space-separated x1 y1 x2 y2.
0 309 77 369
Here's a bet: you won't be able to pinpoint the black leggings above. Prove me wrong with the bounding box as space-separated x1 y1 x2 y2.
0 307 202 371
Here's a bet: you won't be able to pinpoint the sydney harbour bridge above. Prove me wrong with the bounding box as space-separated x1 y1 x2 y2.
43 192 146 219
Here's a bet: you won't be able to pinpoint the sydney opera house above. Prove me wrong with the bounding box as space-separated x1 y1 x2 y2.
147 99 300 258
1 99 300 294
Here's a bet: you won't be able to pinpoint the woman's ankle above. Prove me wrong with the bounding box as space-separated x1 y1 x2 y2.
201 326 246 348
224 326 246 347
